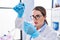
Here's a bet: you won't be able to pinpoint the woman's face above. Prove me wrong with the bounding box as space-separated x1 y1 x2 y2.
32 10 46 29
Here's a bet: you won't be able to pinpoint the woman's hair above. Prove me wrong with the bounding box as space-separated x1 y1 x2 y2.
33 6 48 24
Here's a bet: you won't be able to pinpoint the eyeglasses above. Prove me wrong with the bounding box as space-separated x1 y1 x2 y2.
30 15 42 20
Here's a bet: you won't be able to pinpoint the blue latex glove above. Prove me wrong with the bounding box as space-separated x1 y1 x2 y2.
13 3 25 18
24 22 39 38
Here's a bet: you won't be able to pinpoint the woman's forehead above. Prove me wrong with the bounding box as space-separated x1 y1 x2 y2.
32 10 42 15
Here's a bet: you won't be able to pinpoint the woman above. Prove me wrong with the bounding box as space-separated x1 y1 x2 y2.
24 6 58 40
30 6 58 40
15 3 58 40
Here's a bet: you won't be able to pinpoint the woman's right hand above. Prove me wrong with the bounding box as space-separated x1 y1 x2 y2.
13 3 25 18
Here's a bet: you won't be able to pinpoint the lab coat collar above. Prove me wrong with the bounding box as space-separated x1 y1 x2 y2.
38 22 47 33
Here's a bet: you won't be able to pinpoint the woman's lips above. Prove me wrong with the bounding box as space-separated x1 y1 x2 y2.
34 22 38 24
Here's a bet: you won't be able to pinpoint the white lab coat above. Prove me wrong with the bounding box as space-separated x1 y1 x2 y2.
15 17 58 40
31 25 58 40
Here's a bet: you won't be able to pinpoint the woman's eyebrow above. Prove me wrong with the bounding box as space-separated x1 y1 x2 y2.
35 14 38 15
32 14 42 16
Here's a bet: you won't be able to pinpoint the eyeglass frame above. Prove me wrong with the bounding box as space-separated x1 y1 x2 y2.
30 14 43 20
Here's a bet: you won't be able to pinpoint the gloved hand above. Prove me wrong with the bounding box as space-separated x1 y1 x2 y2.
24 21 39 38
13 3 25 18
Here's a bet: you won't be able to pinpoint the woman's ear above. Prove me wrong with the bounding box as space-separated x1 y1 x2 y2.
44 16 46 20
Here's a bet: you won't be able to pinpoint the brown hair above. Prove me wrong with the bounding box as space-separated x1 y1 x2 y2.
33 6 48 24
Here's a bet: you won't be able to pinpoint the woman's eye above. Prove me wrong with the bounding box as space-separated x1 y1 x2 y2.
32 15 35 18
36 15 40 17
